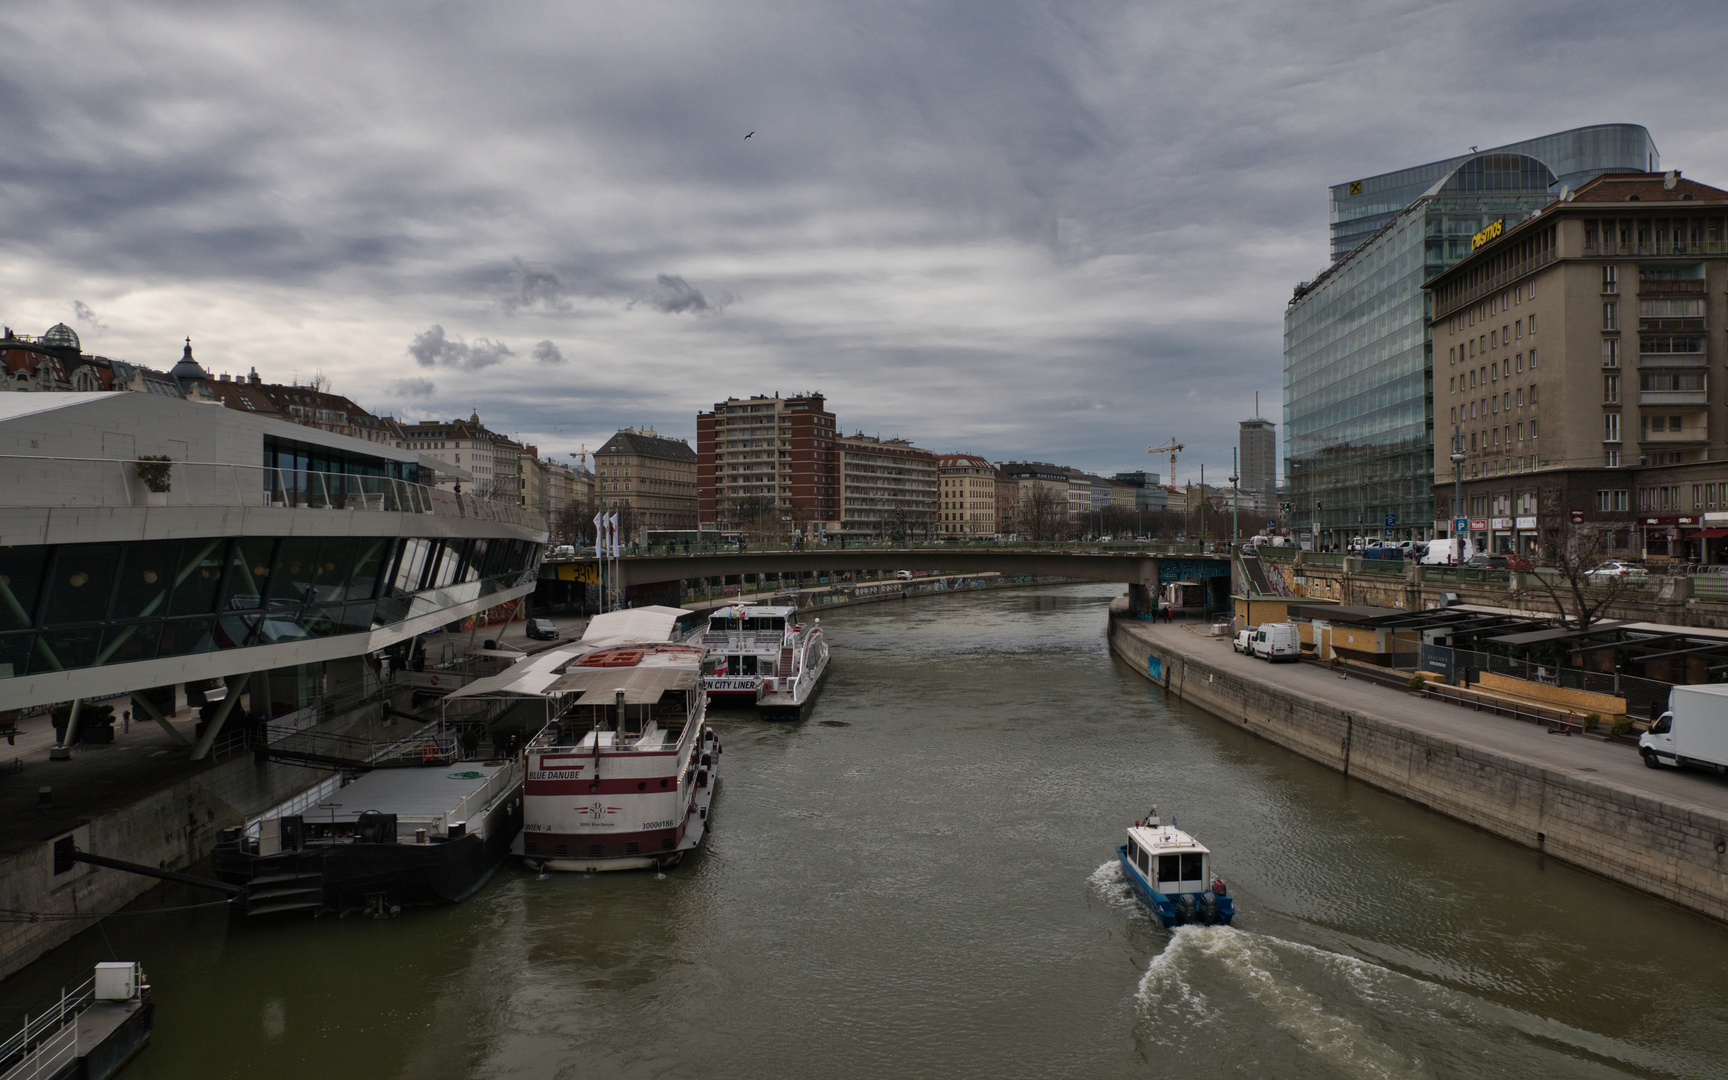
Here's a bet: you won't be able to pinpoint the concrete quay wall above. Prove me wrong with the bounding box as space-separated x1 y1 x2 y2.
1108 613 1728 924
0 753 335 982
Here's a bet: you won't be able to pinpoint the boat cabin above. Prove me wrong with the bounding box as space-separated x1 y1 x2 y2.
1124 824 1213 896
536 642 706 750
706 605 794 635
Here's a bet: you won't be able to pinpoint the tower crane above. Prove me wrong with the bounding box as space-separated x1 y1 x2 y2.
1148 438 1183 493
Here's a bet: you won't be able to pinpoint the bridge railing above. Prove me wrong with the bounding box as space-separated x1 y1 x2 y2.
590 539 1218 558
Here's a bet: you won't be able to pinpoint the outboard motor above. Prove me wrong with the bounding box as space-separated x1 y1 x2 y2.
1197 891 1219 926
1174 893 1197 925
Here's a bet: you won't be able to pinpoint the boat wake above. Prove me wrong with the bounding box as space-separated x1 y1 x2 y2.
1085 858 1142 916
1132 925 1690 1079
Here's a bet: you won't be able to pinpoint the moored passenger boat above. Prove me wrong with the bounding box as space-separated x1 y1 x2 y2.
701 603 829 716
1115 806 1235 928
514 611 719 871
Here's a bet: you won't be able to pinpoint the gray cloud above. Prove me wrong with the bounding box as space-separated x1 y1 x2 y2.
531 339 565 364
387 376 437 398
630 274 726 316
70 300 105 334
407 325 514 371
501 258 573 314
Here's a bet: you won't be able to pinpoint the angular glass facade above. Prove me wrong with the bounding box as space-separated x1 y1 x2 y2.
1285 154 1559 545
1328 125 1657 263
0 535 541 680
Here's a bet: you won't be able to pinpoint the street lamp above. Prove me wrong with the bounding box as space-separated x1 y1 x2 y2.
1229 447 1240 546
1450 424 1468 557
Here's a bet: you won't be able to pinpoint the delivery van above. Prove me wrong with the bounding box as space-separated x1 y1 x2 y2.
1640 683 1728 772
1420 538 1476 565
1250 622 1301 663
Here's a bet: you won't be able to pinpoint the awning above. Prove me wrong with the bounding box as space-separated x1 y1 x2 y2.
548 664 700 704
580 606 693 647
1689 528 1728 538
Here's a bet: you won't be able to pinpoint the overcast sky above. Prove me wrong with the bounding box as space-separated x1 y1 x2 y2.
1 1 1722 484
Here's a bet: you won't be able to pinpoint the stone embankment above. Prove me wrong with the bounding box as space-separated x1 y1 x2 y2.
1109 606 1728 923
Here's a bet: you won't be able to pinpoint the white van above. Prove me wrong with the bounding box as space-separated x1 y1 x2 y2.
1250 622 1301 663
1419 538 1476 565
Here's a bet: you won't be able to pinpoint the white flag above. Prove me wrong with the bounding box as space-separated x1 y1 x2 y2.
607 512 620 556
592 510 604 549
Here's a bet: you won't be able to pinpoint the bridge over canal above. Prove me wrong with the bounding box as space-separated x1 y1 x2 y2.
537 545 1235 616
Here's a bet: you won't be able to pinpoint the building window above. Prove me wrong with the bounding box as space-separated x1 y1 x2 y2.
1603 265 1618 293
1528 315 1536 335
1605 450 1619 468
1517 422 1525 440
1528 348 1537 368
1602 303 1617 331
1604 374 1618 403
1602 339 1619 368
1603 413 1619 442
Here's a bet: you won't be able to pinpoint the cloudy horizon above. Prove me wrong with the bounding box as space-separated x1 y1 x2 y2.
1 1 1721 484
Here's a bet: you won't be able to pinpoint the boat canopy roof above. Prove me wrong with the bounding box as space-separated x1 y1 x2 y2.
581 606 692 647
1127 824 1210 855
547 662 700 704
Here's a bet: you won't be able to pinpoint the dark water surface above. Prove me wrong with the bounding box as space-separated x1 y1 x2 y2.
10 584 1728 1078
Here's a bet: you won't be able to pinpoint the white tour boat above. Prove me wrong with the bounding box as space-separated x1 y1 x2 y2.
700 603 830 716
512 609 720 872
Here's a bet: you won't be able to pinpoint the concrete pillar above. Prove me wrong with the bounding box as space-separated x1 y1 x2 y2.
190 672 251 761
130 691 190 746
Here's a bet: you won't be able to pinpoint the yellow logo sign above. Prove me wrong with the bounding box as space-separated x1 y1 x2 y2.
1471 218 1504 249
1348 181 1363 196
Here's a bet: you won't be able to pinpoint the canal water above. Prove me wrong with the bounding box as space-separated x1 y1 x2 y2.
9 583 1728 1078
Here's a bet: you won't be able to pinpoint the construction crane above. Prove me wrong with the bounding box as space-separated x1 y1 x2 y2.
1148 438 1183 493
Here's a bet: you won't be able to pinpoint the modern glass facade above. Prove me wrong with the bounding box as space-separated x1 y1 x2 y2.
1285 154 1559 545
0 534 540 680
1328 125 1657 263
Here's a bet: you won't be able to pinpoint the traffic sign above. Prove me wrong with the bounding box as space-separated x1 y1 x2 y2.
1266 519 1277 531
1383 514 1397 527
1453 517 1468 534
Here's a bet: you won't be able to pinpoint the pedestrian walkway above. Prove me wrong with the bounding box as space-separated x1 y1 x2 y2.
1123 619 1728 819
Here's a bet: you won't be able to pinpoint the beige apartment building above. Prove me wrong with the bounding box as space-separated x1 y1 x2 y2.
596 427 698 540
837 433 937 539
936 454 997 538
1427 170 1728 561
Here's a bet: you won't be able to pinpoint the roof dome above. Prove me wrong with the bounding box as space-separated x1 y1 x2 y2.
41 323 79 352
170 337 208 382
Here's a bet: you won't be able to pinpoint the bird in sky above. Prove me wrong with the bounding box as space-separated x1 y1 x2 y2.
745 131 754 140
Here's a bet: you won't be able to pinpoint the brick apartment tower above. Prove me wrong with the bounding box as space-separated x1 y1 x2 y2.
696 393 840 536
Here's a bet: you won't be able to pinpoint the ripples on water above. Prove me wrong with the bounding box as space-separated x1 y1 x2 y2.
10 584 1728 1079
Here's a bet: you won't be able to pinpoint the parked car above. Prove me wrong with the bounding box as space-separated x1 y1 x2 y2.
525 618 560 640
1465 553 1511 569
1232 628 1252 654
1586 560 1648 582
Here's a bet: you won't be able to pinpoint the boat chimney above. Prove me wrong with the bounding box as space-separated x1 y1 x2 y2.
615 689 627 733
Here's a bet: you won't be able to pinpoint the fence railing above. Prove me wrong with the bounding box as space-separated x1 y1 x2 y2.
0 972 97 1080
0 455 544 530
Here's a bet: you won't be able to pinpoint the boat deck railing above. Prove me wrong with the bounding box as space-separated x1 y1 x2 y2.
0 964 146 1080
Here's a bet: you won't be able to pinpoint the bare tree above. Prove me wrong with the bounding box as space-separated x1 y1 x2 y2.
727 496 779 542
1527 498 1635 631
1020 485 1071 541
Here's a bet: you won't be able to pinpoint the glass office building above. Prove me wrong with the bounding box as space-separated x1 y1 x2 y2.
1328 124 1657 262
1285 127 1660 548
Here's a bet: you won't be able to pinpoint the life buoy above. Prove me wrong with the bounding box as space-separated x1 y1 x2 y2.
429 675 441 686
421 742 437 763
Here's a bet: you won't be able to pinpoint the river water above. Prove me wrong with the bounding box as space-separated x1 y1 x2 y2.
9 583 1728 1079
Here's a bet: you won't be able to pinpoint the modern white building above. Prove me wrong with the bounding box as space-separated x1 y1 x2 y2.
0 392 548 717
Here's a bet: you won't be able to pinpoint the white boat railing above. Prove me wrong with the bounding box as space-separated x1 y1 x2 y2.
0 972 100 1080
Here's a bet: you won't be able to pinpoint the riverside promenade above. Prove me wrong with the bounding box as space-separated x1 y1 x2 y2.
1109 611 1728 923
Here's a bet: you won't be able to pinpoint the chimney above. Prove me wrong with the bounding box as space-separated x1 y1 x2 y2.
248 367 261 385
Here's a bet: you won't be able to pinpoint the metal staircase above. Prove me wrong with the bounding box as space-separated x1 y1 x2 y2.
242 852 327 917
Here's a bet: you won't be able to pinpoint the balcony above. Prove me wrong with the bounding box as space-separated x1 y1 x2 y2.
1640 422 1708 444
1638 278 1707 294
1640 353 1707 368
1639 390 1709 408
